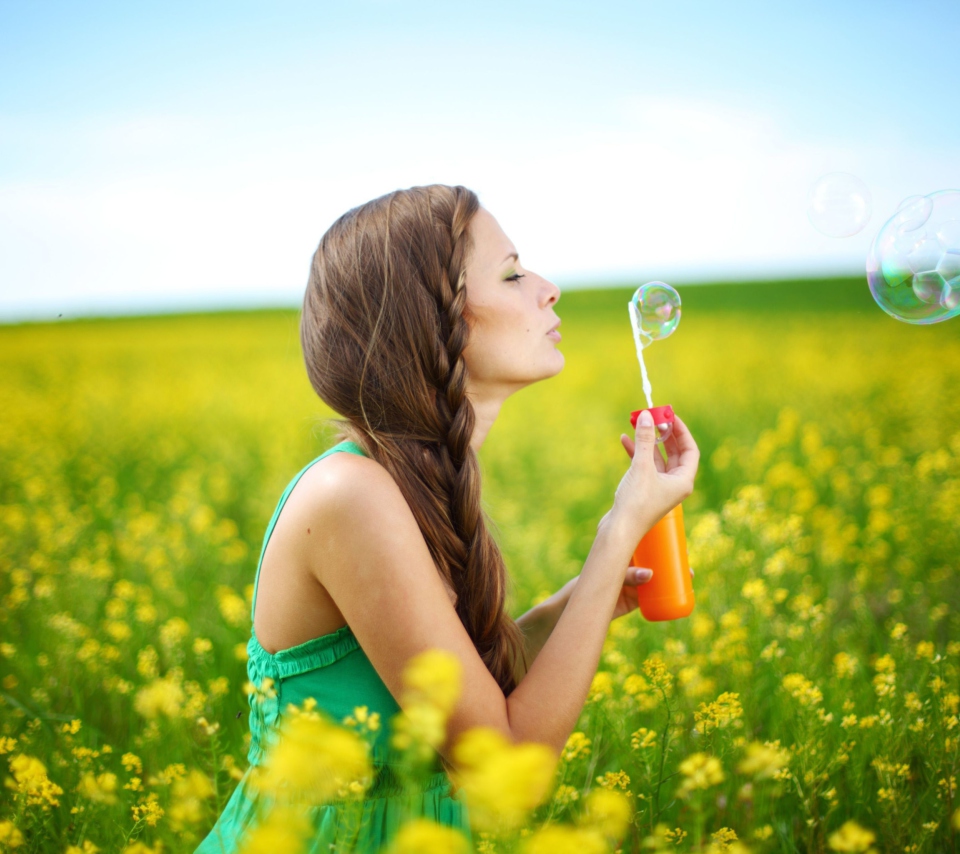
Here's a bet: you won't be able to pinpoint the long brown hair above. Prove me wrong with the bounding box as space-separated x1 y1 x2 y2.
300 184 527 697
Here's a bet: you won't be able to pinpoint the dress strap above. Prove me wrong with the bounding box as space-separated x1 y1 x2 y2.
249 440 367 622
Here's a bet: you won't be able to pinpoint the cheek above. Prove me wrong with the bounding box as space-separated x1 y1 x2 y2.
463 307 527 376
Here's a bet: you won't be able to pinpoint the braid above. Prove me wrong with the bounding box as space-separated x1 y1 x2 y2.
434 188 526 689
303 184 529 697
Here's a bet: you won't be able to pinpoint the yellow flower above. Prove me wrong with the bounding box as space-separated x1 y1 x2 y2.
0 820 24 848
250 710 371 804
694 692 743 734
827 819 877 853
631 728 657 750
6 754 64 809
833 652 858 679
552 784 580 807
65 842 100 854
131 792 164 827
76 772 119 805
578 788 632 838
561 731 591 762
708 827 739 852
520 825 607 854
390 701 446 758
384 819 471 854
134 673 185 718
123 843 163 854
159 616 190 649
781 673 823 707
237 804 311 854
136 646 159 679
642 655 674 692
595 770 630 791
390 650 462 761
677 752 725 797
401 649 463 714
451 727 557 832
588 671 614 701
216 585 249 628
0 737 17 755
737 741 791 780
952 808 960 830
193 637 213 656
167 769 216 830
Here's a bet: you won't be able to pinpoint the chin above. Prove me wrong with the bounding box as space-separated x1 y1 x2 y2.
542 350 565 378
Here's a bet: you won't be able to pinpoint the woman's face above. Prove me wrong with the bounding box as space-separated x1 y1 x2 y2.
461 207 563 399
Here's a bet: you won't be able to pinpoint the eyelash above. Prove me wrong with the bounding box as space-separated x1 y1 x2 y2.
505 273 525 282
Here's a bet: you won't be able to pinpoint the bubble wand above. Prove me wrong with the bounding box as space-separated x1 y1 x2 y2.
627 283 694 621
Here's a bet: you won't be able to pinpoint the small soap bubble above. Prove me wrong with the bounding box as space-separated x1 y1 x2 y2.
807 173 873 238
866 189 960 324
630 282 681 342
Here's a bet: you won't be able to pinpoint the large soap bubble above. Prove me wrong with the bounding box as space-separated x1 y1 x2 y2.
866 189 960 324
630 281 682 343
807 173 873 238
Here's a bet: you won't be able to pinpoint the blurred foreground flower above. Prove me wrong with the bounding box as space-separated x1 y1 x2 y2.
384 818 471 854
237 804 311 854
250 704 371 804
578 788 632 840
451 727 557 833
520 824 607 854
391 649 463 763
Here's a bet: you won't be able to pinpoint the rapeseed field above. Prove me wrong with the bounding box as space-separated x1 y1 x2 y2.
1 278 958 853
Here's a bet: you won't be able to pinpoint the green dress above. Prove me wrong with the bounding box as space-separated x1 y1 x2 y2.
195 441 471 853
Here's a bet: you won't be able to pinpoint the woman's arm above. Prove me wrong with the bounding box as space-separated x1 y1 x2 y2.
302 414 698 762
512 559 694 683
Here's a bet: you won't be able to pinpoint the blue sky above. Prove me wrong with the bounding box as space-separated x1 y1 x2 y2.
1 0 958 320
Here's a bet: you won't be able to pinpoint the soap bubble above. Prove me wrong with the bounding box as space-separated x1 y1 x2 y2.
630 282 681 342
807 173 873 237
866 189 960 324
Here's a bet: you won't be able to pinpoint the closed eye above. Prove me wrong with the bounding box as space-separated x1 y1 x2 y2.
505 273 525 282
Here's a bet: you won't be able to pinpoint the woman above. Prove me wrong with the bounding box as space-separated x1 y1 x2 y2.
196 184 699 853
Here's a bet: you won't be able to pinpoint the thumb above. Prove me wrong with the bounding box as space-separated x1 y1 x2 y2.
633 409 657 459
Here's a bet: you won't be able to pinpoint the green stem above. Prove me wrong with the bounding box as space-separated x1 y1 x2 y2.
652 685 673 831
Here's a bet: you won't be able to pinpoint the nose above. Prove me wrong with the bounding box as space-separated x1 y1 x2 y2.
539 274 560 308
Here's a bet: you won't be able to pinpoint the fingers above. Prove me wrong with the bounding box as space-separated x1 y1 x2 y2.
671 414 701 465
622 433 667 472
624 566 653 585
623 566 693 587
633 410 657 465
624 566 694 585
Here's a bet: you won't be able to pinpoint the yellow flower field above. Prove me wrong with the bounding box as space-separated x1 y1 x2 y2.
0 277 958 853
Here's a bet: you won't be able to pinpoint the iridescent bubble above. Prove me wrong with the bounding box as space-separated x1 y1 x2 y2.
807 173 873 237
630 282 681 342
866 189 960 324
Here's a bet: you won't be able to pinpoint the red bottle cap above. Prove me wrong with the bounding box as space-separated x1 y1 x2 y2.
630 404 675 429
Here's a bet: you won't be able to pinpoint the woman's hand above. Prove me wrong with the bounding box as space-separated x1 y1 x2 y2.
602 410 700 552
613 564 695 621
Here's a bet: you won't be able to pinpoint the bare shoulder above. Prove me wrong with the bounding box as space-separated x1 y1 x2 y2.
283 450 444 590
292 450 413 533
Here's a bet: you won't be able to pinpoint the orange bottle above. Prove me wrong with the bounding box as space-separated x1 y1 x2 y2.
629 406 695 621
